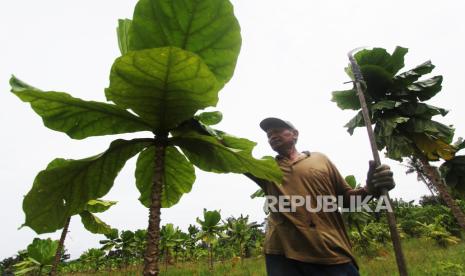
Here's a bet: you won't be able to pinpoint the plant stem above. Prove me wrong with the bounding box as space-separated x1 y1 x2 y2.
209 244 213 271
416 150 465 231
50 216 71 276
143 135 167 276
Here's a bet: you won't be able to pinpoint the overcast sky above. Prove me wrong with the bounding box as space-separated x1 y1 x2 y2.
1 0 464 259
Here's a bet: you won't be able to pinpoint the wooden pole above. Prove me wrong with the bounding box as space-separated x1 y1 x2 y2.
348 49 408 276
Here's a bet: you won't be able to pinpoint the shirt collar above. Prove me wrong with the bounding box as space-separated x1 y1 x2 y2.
276 151 311 164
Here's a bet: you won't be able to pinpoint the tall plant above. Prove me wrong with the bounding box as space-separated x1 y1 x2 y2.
224 214 260 260
10 0 282 275
50 199 117 276
332 46 465 231
196 209 227 271
440 139 465 199
159 223 184 270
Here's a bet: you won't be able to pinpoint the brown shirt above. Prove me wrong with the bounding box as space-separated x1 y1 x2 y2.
252 151 368 268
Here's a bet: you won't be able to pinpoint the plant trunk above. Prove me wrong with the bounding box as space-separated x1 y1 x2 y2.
143 135 167 276
209 244 213 271
355 221 363 238
50 216 71 276
409 157 438 196
239 241 243 259
418 173 437 197
417 151 465 231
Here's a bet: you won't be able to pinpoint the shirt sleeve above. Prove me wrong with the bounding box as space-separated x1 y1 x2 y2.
324 155 370 208
244 172 269 191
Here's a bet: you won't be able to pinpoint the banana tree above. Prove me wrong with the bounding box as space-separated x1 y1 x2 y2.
50 199 116 276
224 214 260 260
331 46 465 231
79 248 106 273
10 0 282 275
440 139 465 199
159 223 184 270
185 224 200 261
196 209 227 271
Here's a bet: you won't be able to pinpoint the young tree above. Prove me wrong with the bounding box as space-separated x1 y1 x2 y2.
79 248 106 273
13 238 58 276
10 1 282 275
332 46 465 231
196 209 227 271
159 223 184 270
50 199 116 276
224 214 260 260
185 224 200 261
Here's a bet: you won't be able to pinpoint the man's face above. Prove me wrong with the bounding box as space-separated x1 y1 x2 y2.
266 127 298 152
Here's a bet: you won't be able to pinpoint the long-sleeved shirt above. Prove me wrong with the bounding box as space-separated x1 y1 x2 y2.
246 151 369 269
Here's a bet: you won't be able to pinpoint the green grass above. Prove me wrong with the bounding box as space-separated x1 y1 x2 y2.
67 239 465 275
358 238 465 276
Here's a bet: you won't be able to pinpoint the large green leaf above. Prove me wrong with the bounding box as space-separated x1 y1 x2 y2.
371 100 401 112
80 211 114 234
27 238 58 266
387 46 409 75
130 0 241 84
359 65 394 100
10 76 153 139
355 46 407 75
197 209 221 229
384 134 413 161
440 156 465 198
331 89 360 110
411 134 456 161
195 111 223 125
217 131 257 153
377 116 409 136
393 61 435 87
22 139 152 234
344 175 357 189
405 118 454 143
397 102 448 119
406 76 443 101
106 47 220 132
344 111 366 135
135 146 195 208
172 118 256 153
172 132 282 183
172 118 222 139
85 199 117 213
117 19 132 55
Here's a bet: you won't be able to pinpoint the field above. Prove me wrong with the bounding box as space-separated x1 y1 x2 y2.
65 239 465 276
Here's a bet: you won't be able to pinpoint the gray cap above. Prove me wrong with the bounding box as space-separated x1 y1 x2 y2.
259 117 296 132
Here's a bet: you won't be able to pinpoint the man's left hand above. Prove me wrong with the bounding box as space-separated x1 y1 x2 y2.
365 160 395 197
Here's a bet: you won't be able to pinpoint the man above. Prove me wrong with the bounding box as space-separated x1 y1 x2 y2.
246 117 395 276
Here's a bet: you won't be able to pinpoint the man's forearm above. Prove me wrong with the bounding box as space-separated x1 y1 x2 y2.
244 172 268 190
342 186 372 208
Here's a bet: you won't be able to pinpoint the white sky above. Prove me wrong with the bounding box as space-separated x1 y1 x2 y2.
1 0 464 259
